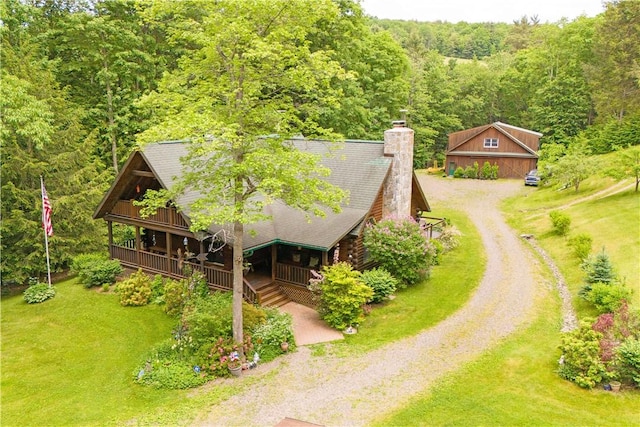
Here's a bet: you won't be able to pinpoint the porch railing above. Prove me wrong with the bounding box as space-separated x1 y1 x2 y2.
275 263 312 286
110 244 257 303
420 216 447 240
111 200 189 229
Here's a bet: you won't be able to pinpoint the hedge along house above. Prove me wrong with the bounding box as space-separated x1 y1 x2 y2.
93 123 430 307
445 122 542 179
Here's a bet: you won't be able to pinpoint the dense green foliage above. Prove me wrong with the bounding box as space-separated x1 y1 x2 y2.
360 267 398 304
72 253 122 288
364 217 434 286
116 268 152 306
558 320 608 389
585 282 633 314
567 233 593 260
549 210 571 236
2 0 638 283
310 262 373 330
617 338 640 387
22 283 56 304
129 269 293 389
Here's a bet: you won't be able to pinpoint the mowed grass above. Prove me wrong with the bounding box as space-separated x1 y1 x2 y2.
333 208 485 353
374 294 640 426
1 279 181 426
503 174 640 309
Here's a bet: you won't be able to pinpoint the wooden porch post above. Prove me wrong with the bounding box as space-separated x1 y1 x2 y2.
271 245 277 281
199 239 205 270
166 231 172 274
107 221 113 258
321 251 328 267
135 226 141 266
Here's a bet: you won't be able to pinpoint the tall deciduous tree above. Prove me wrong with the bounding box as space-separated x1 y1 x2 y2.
46 0 162 172
588 0 640 122
136 0 347 348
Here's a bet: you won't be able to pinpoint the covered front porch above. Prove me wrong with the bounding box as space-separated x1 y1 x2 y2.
106 211 324 307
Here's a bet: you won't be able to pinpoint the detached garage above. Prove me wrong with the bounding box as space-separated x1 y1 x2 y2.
445 122 542 179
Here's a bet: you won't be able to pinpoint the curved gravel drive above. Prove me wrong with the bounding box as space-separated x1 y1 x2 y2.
195 175 542 426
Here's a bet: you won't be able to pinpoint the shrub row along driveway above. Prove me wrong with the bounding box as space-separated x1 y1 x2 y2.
196 175 542 426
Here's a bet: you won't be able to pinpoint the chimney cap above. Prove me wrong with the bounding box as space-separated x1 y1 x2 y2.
392 120 406 128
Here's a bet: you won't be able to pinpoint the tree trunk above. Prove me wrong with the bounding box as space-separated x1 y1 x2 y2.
232 222 244 356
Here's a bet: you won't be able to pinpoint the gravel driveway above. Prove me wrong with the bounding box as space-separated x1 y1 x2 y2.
195 175 542 427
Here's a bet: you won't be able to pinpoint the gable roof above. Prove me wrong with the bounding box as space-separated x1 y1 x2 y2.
94 139 394 251
447 121 540 157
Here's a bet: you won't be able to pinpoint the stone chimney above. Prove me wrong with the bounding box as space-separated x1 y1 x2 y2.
383 121 414 218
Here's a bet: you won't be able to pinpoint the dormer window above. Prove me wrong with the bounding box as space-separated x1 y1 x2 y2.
484 138 498 148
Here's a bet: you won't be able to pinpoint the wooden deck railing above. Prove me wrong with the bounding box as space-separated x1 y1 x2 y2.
111 200 189 229
420 216 447 240
110 244 258 303
275 263 312 285
111 245 137 265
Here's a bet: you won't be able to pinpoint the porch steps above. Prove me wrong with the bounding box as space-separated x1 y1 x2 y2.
257 282 290 307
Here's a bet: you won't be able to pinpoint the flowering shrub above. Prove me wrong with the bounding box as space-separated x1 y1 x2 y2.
252 309 295 361
364 216 434 286
310 262 373 330
23 283 56 304
437 224 462 253
195 336 254 377
559 303 640 389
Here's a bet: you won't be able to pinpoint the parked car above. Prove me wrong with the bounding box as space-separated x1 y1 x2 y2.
524 169 540 186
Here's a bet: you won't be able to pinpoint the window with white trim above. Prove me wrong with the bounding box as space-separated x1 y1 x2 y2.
484 138 498 148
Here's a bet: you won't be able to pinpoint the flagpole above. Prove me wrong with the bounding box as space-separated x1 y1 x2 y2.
41 176 52 287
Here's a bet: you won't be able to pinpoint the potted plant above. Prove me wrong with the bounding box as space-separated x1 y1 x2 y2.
609 380 621 392
227 350 242 377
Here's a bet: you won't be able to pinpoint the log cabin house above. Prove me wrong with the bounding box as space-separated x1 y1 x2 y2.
93 123 430 307
445 122 542 179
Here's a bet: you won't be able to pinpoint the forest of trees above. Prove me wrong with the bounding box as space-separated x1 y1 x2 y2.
2 0 639 284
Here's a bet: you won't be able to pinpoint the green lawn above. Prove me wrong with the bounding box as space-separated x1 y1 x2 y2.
503 175 640 309
332 208 485 354
374 294 640 426
1 279 181 426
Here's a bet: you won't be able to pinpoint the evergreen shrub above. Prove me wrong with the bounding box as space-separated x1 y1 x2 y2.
617 338 640 387
116 269 152 306
558 320 608 389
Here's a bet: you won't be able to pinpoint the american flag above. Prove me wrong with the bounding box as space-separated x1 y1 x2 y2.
42 183 53 237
